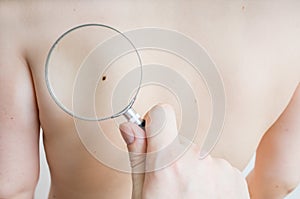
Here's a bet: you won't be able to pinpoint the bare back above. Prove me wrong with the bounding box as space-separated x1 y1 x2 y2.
1 1 300 198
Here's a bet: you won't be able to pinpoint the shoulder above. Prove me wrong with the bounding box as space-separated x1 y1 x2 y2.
0 1 64 63
0 1 32 54
0 1 29 31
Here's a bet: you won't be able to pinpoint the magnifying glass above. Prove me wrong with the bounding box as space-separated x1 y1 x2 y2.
45 24 225 167
45 24 144 126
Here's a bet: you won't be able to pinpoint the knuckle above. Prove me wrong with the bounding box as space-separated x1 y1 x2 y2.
214 157 231 167
155 103 175 115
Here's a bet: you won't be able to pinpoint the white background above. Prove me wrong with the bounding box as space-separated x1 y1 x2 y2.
34 133 300 199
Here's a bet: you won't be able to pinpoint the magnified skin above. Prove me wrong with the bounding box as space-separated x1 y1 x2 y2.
0 1 300 199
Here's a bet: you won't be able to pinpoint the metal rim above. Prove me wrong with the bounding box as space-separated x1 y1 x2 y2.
45 23 143 121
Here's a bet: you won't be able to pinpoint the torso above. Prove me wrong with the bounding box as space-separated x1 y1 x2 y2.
1 1 300 198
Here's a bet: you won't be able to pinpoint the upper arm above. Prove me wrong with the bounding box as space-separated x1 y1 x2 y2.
0 5 40 198
247 83 300 198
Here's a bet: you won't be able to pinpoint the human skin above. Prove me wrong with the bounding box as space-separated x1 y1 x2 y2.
120 104 250 199
0 1 300 199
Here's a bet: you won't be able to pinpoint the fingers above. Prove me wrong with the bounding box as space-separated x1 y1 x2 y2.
119 122 147 170
143 104 185 173
120 104 181 173
144 104 179 153
119 122 146 199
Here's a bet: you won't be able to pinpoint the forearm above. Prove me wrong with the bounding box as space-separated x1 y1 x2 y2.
247 84 300 199
247 170 291 199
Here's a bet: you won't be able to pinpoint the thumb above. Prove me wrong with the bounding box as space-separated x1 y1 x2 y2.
144 104 179 153
119 122 146 199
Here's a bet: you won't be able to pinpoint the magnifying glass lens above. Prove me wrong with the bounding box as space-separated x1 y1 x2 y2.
45 24 143 122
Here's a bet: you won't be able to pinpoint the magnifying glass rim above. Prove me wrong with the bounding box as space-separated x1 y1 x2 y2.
45 23 143 121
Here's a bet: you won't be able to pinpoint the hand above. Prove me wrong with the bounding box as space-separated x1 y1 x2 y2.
119 104 250 199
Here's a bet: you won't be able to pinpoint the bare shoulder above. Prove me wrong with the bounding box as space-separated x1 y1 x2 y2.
0 1 60 37
0 1 29 28
0 1 32 50
245 1 300 77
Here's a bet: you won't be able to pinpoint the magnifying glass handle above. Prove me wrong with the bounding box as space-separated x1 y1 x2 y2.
124 108 145 129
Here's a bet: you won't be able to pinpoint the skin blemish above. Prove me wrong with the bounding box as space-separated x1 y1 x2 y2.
102 76 107 81
242 6 245 11
10 117 14 120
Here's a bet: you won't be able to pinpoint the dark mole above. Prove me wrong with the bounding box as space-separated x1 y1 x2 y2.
242 6 245 11
73 8 76 12
102 76 107 81
10 117 14 120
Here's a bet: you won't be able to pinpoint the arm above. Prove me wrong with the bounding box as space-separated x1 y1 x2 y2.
247 83 300 199
0 32 40 199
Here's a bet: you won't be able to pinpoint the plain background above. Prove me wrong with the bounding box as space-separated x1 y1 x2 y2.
34 131 300 199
